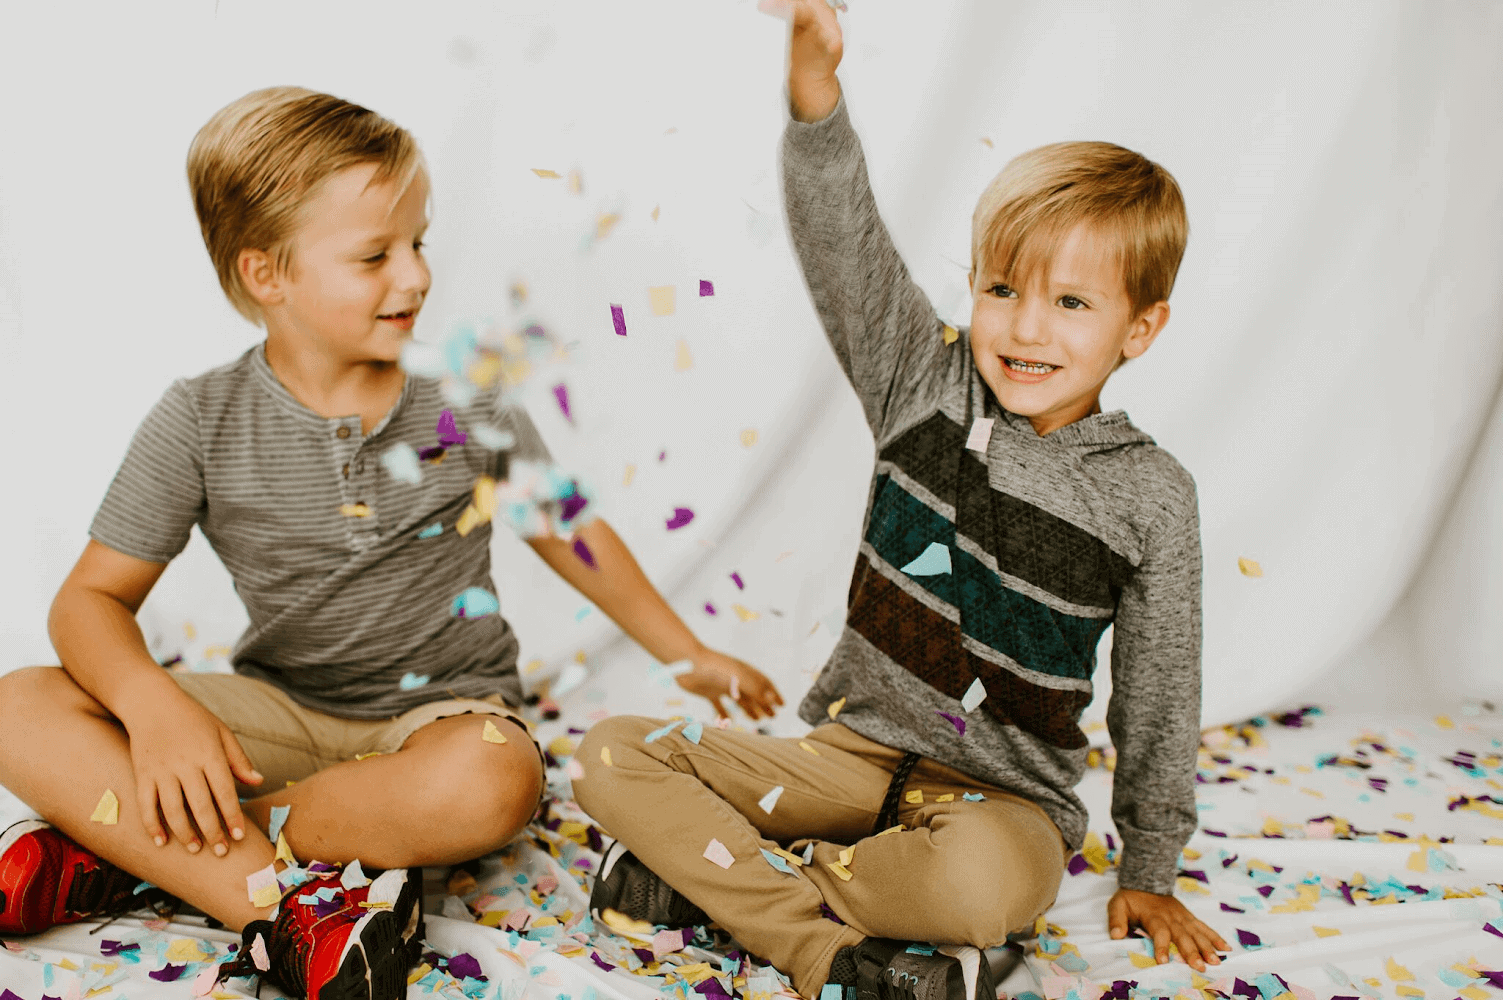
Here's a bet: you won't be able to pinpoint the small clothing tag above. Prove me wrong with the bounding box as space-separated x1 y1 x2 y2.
965 417 994 452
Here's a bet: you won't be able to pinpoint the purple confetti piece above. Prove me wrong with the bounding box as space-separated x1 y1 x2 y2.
696 978 731 998
1236 928 1260 948
1232 979 1259 1000
1220 902 1245 913
1066 853 1089 875
436 409 468 448
611 303 627 336
632 948 656 963
666 507 695 530
818 902 845 925
307 861 339 873
560 489 589 522
699 280 714 297
591 952 616 972
553 383 572 422
936 710 966 735
2 991 27 1000
1256 884 1275 897
1180 868 1209 883
149 963 187 982
1476 971 1503 990
448 953 484 980
731 572 744 590
573 537 597 568
658 450 666 462
704 602 717 615
1485 921 1503 939
314 895 345 919
418 444 447 462
100 940 139 956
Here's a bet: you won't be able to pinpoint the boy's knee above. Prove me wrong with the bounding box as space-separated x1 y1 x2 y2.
0 666 93 723
572 715 661 815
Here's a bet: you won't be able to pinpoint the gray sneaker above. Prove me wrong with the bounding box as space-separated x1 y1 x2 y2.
588 841 710 929
827 938 996 1000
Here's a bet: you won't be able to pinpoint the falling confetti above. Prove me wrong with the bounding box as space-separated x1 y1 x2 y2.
399 672 430 690
649 286 677 316
1239 557 1264 577
936 710 966 735
827 697 846 720
666 507 695 530
943 325 960 345
675 340 693 371
741 429 758 447
532 168 562 179
731 572 745 590
965 417 994 452
610 304 627 337
700 280 715 297
381 442 422 485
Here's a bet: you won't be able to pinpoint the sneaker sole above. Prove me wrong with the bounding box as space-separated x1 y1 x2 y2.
315 869 424 1000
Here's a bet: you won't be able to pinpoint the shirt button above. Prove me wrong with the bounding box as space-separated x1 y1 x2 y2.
336 426 351 439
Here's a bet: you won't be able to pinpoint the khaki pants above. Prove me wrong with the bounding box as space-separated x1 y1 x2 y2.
574 717 1067 998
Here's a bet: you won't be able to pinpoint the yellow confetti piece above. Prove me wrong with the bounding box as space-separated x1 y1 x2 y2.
596 213 621 240
623 463 637 487
1386 957 1415 982
473 475 496 518
1394 812 1415 821
354 751 383 760
468 354 501 389
827 697 846 720
740 429 758 447
826 862 852 881
275 831 296 865
482 720 508 744
568 169 584 194
409 963 435 984
1435 715 1454 729
876 825 904 837
838 845 856 867
1312 926 1341 937
732 604 760 622
532 169 562 179
166 938 212 964
1129 952 1158 969
211 993 243 1000
1176 876 1211 896
1269 883 1320 912
600 746 614 766
548 735 577 757
649 285 677 316
1395 987 1424 999
799 741 821 756
455 504 483 536
905 789 924 804
1459 988 1489 1000
981 137 994 148
675 340 693 371
942 325 960 345
1363 980 1383 991
89 789 119 825
770 847 806 867
936 793 955 802
339 503 373 518
651 205 661 222
1034 915 1048 936
1238 557 1263 577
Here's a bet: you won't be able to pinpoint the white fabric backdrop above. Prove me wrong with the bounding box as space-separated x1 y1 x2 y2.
1 0 1501 733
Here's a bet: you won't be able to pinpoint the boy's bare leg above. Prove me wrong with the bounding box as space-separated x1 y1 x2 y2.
0 666 276 932
239 713 543 870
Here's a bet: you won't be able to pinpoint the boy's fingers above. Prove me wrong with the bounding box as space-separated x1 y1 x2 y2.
182 774 226 855
205 762 247 845
157 779 200 852
221 729 263 787
136 785 167 847
1106 895 1128 937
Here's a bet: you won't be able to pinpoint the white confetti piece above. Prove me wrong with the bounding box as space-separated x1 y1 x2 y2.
965 417 994 452
961 678 987 712
759 786 785 813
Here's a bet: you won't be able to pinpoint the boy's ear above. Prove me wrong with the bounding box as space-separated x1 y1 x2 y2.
1121 301 1170 360
237 248 284 309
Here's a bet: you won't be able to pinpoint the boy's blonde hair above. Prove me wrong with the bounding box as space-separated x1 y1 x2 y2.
187 86 426 325
971 141 1188 320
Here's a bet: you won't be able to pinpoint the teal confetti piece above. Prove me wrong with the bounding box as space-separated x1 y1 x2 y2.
268 805 290 842
899 542 952 576
381 442 423 485
962 792 986 802
399 672 431 690
645 720 684 743
451 587 500 618
681 720 704 744
761 848 795 874
418 522 443 539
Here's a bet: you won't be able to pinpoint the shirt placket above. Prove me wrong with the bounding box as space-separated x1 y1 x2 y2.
332 417 379 549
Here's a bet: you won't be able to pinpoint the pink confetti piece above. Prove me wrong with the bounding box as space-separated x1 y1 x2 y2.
573 537 597 568
666 507 695 530
699 280 714 297
731 572 744 590
702 838 735 869
553 383 572 422
611 304 627 336
658 449 667 462
936 710 966 735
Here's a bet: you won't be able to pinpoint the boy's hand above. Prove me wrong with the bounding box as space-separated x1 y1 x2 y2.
121 695 262 857
760 0 844 122
1108 889 1229 973
673 648 785 721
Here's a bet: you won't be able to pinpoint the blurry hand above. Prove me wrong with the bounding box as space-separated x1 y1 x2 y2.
674 647 785 721
760 0 844 122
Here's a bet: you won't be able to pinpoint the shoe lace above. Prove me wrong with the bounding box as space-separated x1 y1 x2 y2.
216 891 353 997
68 861 180 936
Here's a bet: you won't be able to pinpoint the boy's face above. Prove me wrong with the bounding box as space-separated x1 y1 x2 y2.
968 222 1168 436
249 162 430 365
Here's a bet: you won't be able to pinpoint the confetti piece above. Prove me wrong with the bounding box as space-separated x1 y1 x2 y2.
675 340 693 371
600 747 614 766
451 587 500 618
532 168 562 179
699 280 715 297
827 697 846 720
704 601 717 615
247 864 281 908
553 383 573 422
473 475 496 518
936 793 955 802
381 443 422 485
1238 557 1263 577
339 503 373 518
611 304 628 336
826 861 852 881
455 505 482 536
703 838 735 869
622 463 637 487
645 720 684 742
269 804 290 842
937 711 966 735
651 205 661 221
963 792 986 801
649 286 677 316
901 542 952 576
1313 926 1341 937
399 672 430 690
942 325 960 345
799 741 821 756
1435 715 1454 729
482 720 509 744
471 425 516 450
965 418 994 452
275 831 296 865
740 428 759 447
682 721 704 744
802 842 815 864
906 790 924 804
666 507 695 530
341 859 371 890
759 786 784 813
1128 951 1157 969
366 868 407 909
961 678 987 712
90 789 119 825
761 848 796 875
418 522 442 539
573 537 597 568
1386 958 1414 982
436 409 467 448
568 169 583 194
732 604 760 621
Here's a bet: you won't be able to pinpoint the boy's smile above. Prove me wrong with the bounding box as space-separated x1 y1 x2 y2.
968 222 1169 436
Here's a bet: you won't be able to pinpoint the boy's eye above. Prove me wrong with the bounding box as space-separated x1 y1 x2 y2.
988 284 1016 298
364 252 386 264
413 240 425 253
1059 295 1087 309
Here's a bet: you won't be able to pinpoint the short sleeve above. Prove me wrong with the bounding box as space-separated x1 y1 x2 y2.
491 402 552 469
88 379 206 564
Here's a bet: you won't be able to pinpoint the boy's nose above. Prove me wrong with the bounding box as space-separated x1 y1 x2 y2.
1010 296 1050 345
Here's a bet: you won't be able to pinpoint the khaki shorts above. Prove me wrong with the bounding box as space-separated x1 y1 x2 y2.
170 670 546 800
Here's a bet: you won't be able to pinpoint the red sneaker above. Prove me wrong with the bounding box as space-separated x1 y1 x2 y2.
216 864 425 1000
0 820 166 935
